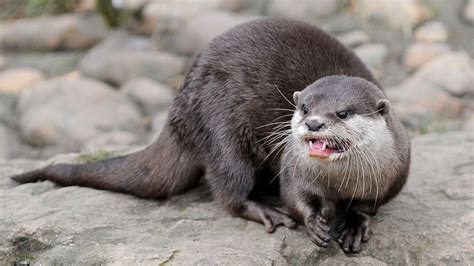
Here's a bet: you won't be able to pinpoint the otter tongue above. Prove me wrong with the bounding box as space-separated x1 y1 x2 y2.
310 140 326 151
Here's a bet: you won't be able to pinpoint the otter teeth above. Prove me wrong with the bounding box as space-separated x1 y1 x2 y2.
322 142 327 151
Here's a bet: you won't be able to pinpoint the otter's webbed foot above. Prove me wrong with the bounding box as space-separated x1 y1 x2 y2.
305 214 331 247
337 211 371 253
241 201 297 233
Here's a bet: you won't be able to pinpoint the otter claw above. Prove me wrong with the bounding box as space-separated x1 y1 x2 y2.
306 215 331 247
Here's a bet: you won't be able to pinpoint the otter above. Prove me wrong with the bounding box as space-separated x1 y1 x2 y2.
10 18 410 253
281 76 409 252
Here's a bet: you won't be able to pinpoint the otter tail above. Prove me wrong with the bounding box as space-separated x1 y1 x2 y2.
10 125 204 198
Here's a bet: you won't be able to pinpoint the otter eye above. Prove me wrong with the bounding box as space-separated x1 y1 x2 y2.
301 104 309 115
336 110 349 119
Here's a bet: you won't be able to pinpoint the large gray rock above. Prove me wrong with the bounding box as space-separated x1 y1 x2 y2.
387 78 465 129
414 21 449 43
120 78 175 116
1 130 473 264
0 92 16 125
336 30 371 48
0 67 45 94
17 76 144 151
79 34 185 86
266 0 341 20
353 43 388 68
402 42 451 71
414 52 474 98
352 0 433 29
162 11 250 56
5 52 83 77
143 0 250 33
0 14 108 51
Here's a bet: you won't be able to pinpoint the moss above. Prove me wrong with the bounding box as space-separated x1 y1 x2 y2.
76 150 111 163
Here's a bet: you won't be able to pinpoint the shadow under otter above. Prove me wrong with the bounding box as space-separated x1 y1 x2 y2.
11 18 410 253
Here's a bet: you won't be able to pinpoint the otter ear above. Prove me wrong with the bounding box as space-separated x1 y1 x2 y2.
293 91 301 104
376 99 391 115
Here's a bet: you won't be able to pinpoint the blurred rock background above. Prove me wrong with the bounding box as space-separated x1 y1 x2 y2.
0 0 473 264
0 0 472 159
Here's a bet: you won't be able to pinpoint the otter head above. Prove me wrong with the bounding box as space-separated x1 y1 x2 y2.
291 76 392 162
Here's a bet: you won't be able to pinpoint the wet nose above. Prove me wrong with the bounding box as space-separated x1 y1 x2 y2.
305 119 326 131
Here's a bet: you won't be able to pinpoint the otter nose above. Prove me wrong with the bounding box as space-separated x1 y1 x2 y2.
305 119 326 131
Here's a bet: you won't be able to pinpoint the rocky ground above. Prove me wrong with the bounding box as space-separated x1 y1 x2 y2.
0 0 473 264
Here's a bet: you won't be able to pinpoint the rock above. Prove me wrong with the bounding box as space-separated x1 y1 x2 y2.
0 14 108 51
402 42 451 71
79 33 185 86
84 131 139 152
0 92 16 125
353 43 388 68
336 30 371 48
0 55 6 70
352 0 433 29
414 21 449 43
150 111 168 142
143 0 249 33
5 52 83 77
0 68 44 94
463 0 474 23
17 76 144 151
162 11 250 56
120 78 175 116
1 130 473 264
387 78 465 128
463 113 474 132
414 52 474 98
0 124 12 158
266 0 341 20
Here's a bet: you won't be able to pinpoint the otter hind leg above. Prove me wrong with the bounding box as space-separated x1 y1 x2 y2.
208 152 296 233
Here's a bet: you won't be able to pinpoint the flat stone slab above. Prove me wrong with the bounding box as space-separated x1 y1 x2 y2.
1 131 473 264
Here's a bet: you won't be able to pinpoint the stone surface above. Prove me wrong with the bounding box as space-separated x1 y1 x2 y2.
120 78 175 116
0 14 108 51
336 30 371 48
352 0 433 28
84 131 139 152
0 124 12 158
464 0 474 23
402 42 451 71
414 21 449 43
0 55 5 70
143 0 249 33
387 78 465 129
414 52 474 98
0 67 44 94
162 11 250 56
17 75 143 151
1 131 473 264
0 92 16 125
353 43 388 68
79 33 185 86
266 0 341 20
5 52 83 77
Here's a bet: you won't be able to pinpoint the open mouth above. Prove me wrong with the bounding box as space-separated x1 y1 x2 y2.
304 137 349 158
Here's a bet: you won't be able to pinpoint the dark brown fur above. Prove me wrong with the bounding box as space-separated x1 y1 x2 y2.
11 18 410 253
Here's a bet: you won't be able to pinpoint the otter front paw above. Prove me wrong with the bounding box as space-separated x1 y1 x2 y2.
305 215 331 248
337 212 370 253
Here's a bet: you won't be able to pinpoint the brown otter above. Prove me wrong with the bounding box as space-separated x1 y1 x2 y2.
10 18 410 253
